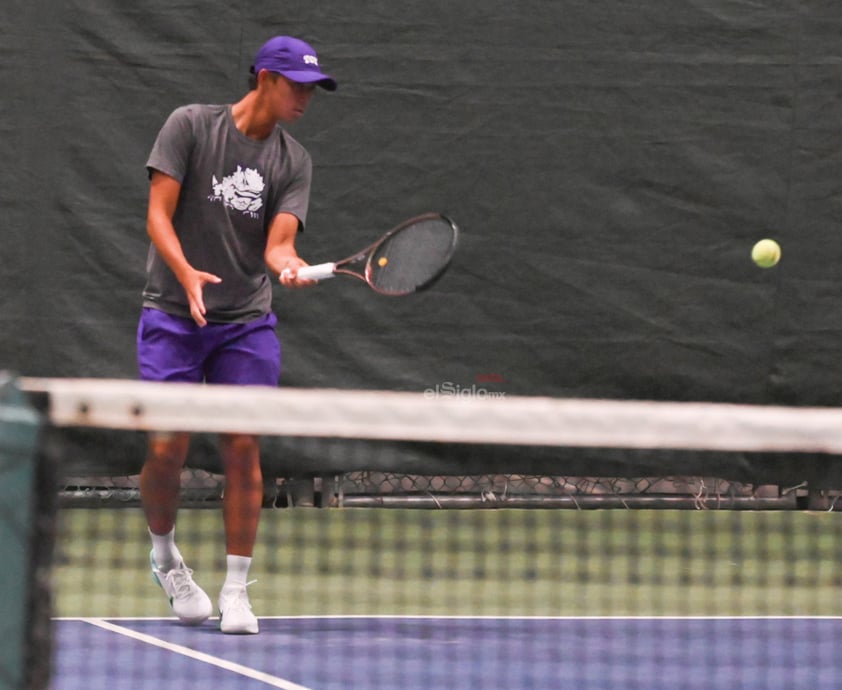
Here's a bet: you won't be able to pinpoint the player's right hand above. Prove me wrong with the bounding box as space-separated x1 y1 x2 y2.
280 260 317 289
181 270 222 327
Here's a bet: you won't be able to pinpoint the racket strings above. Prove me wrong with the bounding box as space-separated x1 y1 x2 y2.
368 217 457 295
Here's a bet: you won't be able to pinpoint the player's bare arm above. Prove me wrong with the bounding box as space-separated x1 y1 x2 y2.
147 171 222 325
264 211 315 289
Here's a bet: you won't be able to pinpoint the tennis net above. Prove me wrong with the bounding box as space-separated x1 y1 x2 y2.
5 376 842 689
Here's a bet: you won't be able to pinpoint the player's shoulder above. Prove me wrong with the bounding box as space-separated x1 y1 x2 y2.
277 127 312 165
168 103 225 123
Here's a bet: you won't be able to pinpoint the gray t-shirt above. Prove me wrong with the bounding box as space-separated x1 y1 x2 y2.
142 104 312 322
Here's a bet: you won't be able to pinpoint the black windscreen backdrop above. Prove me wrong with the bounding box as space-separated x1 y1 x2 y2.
4 1 842 483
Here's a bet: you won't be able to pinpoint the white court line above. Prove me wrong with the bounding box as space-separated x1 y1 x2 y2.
79 618 314 690
228 614 842 622
255 614 842 620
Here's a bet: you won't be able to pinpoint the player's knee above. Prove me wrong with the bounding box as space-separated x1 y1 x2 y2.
220 434 261 477
220 433 259 455
146 431 190 468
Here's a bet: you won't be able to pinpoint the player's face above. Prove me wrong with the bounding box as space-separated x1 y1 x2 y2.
269 74 316 122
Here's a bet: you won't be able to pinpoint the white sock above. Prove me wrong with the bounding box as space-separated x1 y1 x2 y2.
223 555 252 590
149 527 181 571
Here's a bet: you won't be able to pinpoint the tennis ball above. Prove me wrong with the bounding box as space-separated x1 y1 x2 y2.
378 257 388 267
751 239 781 268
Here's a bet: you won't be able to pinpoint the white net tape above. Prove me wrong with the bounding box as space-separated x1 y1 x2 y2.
19 377 842 453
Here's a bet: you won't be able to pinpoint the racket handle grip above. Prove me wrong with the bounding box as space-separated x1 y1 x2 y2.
297 262 336 282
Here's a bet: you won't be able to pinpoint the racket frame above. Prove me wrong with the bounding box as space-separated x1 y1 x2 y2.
297 212 458 296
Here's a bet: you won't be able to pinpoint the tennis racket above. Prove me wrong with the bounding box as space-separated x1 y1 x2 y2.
295 213 459 296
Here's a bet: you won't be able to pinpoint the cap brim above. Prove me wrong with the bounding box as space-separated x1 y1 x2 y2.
280 70 337 91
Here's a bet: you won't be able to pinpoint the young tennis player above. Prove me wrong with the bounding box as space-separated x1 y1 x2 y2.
137 36 336 634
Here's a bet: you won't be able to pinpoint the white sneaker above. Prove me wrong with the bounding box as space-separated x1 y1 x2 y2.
218 583 259 634
150 551 213 625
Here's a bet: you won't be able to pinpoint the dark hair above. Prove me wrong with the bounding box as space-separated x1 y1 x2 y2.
248 67 282 91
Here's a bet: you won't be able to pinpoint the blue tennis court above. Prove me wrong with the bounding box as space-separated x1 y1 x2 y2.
45 507 842 689
53 615 842 690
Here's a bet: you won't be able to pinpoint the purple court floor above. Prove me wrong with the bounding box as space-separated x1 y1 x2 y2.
53 615 842 690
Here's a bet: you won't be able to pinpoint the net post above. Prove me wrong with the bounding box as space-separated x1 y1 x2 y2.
0 373 46 689
284 477 316 507
806 486 833 511
318 475 341 508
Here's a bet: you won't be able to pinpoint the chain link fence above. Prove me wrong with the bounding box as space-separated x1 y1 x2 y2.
58 469 818 510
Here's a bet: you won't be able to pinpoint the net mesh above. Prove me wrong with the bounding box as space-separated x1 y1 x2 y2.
7 377 842 689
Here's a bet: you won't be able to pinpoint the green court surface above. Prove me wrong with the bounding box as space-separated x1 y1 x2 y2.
54 507 842 619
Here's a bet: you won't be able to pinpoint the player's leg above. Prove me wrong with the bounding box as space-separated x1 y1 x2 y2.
205 312 281 634
141 431 190 537
217 432 262 634
137 308 212 624
219 433 263 558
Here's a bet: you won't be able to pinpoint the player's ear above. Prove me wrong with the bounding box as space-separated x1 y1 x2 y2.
255 69 275 89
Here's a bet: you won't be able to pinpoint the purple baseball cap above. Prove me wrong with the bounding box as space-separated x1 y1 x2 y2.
251 36 337 91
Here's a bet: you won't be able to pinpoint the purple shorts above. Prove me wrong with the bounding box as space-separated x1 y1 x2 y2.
137 308 281 386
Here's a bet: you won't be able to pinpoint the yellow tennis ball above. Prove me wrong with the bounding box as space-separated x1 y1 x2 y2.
378 257 388 267
751 239 781 268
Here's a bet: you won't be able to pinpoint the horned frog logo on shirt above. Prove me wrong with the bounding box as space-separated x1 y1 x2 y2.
209 166 264 217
